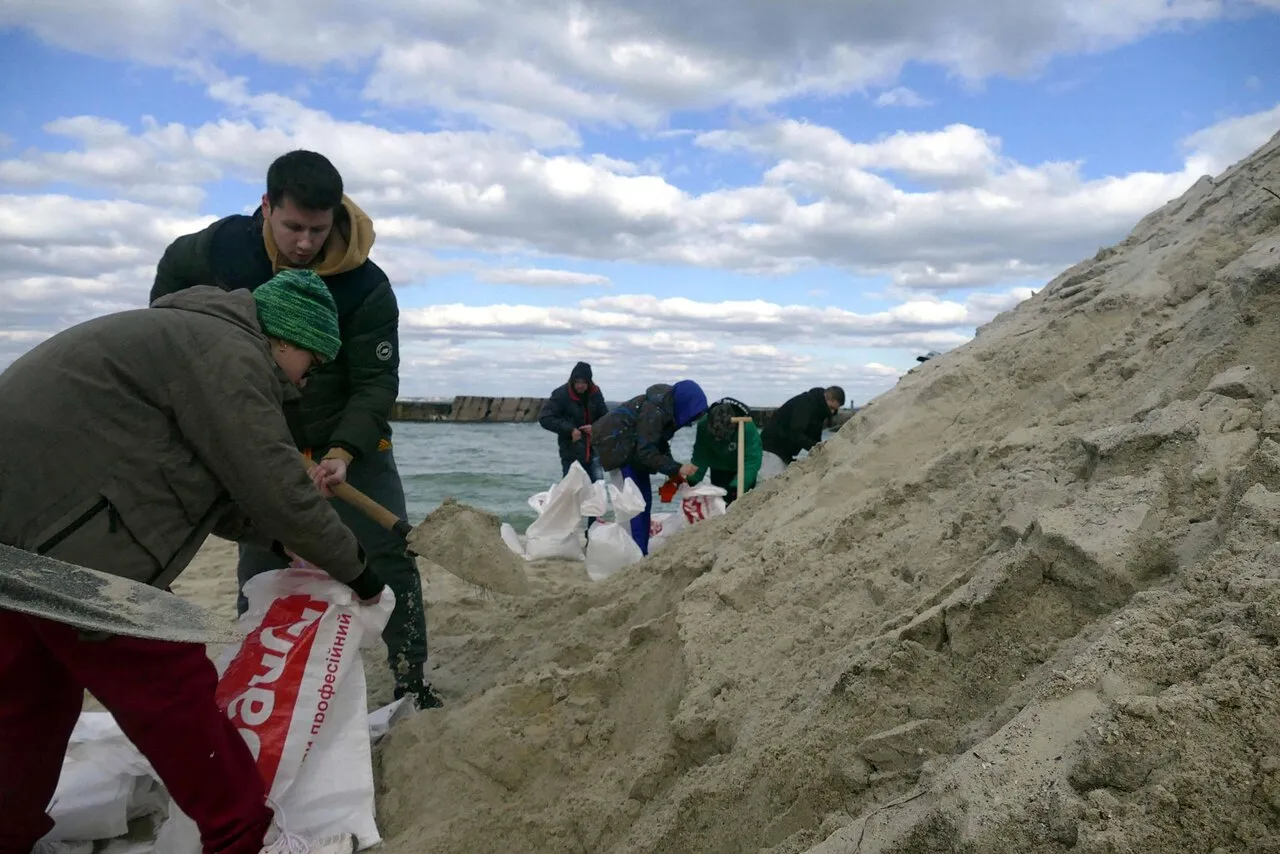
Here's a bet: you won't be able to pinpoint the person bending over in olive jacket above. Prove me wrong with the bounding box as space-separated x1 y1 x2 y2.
0 270 376 854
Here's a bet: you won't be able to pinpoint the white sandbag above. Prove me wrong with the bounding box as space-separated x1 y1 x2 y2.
368 697 416 744
675 481 728 523
49 695 415 854
646 483 728 553
44 713 160 842
44 761 132 841
158 566 394 852
499 522 526 559
578 480 610 518
524 462 594 561
646 512 679 553
34 842 94 854
100 841 156 854
758 451 787 481
585 477 646 581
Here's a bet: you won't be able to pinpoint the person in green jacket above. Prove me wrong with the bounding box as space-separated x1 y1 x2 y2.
688 397 762 505
148 150 439 710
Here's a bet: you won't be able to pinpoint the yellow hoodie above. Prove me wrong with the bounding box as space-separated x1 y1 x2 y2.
262 194 377 467
263 194 376 277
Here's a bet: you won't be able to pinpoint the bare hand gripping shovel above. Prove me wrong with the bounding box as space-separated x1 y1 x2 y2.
0 542 244 644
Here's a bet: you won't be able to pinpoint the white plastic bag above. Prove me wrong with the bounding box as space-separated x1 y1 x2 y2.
675 482 728 523
646 512 679 553
585 476 647 581
578 480 610 519
43 713 160 842
499 522 525 557
367 697 416 745
647 482 728 553
758 451 787 481
524 462 594 561
157 566 394 852
46 696 415 853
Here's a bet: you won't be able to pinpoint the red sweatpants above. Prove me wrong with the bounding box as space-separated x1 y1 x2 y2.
0 608 273 854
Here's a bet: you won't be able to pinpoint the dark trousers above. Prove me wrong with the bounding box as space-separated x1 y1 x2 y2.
707 467 740 504
237 443 427 689
619 463 655 555
562 456 604 529
0 609 273 854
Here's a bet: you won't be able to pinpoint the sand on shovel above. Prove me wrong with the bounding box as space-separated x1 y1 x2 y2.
407 498 532 596
0 542 243 645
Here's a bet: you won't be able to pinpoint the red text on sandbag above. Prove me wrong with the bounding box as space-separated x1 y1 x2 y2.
681 497 710 524
302 611 352 760
216 595 327 787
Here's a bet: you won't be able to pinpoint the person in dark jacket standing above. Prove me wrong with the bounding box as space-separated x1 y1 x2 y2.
760 385 846 475
594 380 708 555
148 150 438 710
0 272 376 854
539 361 609 480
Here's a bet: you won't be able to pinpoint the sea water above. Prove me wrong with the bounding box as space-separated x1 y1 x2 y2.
390 422 696 532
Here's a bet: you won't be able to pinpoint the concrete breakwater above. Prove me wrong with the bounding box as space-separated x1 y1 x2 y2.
390 396 855 429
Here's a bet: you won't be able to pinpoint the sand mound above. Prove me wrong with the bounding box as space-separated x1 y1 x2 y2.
408 498 532 596
368 131 1280 853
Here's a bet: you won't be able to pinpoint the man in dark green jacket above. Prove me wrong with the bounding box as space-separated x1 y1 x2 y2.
688 397 762 504
149 149 439 710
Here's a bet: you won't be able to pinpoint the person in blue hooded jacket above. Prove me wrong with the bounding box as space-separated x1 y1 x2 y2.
593 380 708 554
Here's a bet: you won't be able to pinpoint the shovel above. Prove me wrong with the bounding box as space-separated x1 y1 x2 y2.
306 460 531 596
0 543 243 645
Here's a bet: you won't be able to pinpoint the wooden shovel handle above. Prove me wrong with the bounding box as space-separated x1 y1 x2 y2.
305 459 413 539
731 416 751 495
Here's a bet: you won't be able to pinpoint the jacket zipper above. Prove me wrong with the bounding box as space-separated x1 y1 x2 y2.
36 497 110 555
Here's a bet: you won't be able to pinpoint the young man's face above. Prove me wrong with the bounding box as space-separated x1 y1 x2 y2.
572 379 590 394
825 394 841 414
262 194 335 268
273 341 324 388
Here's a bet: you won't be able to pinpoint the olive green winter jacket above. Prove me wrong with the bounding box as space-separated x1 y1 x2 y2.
0 287 372 593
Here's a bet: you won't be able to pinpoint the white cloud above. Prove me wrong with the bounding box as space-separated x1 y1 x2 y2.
475 268 612 288
875 87 931 108
389 330 912 405
1 0 1271 140
5 79 1261 294
1 91 1275 403
964 287 1039 325
888 260 1057 291
391 291 1012 350
2 2 1278 402
1181 103 1280 176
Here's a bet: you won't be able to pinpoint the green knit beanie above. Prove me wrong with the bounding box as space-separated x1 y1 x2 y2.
252 269 341 362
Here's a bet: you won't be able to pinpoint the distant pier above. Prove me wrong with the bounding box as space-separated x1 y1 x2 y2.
390 396 855 429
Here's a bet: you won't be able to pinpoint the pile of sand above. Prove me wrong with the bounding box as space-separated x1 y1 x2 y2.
408 498 532 597
174 130 1280 853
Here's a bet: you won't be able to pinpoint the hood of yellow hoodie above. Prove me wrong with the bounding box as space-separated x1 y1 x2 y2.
263 194 376 277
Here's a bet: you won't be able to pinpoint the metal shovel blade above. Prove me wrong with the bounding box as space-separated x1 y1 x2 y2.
0 543 243 645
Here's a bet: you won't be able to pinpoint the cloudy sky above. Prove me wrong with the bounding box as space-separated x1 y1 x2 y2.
1 1 1277 405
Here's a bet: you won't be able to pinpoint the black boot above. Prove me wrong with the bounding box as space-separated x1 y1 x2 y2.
395 677 444 710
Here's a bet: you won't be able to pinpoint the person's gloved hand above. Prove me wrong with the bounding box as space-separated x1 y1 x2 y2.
659 478 681 503
347 566 386 604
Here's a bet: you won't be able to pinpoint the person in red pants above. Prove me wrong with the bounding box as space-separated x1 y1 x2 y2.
0 270 384 854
